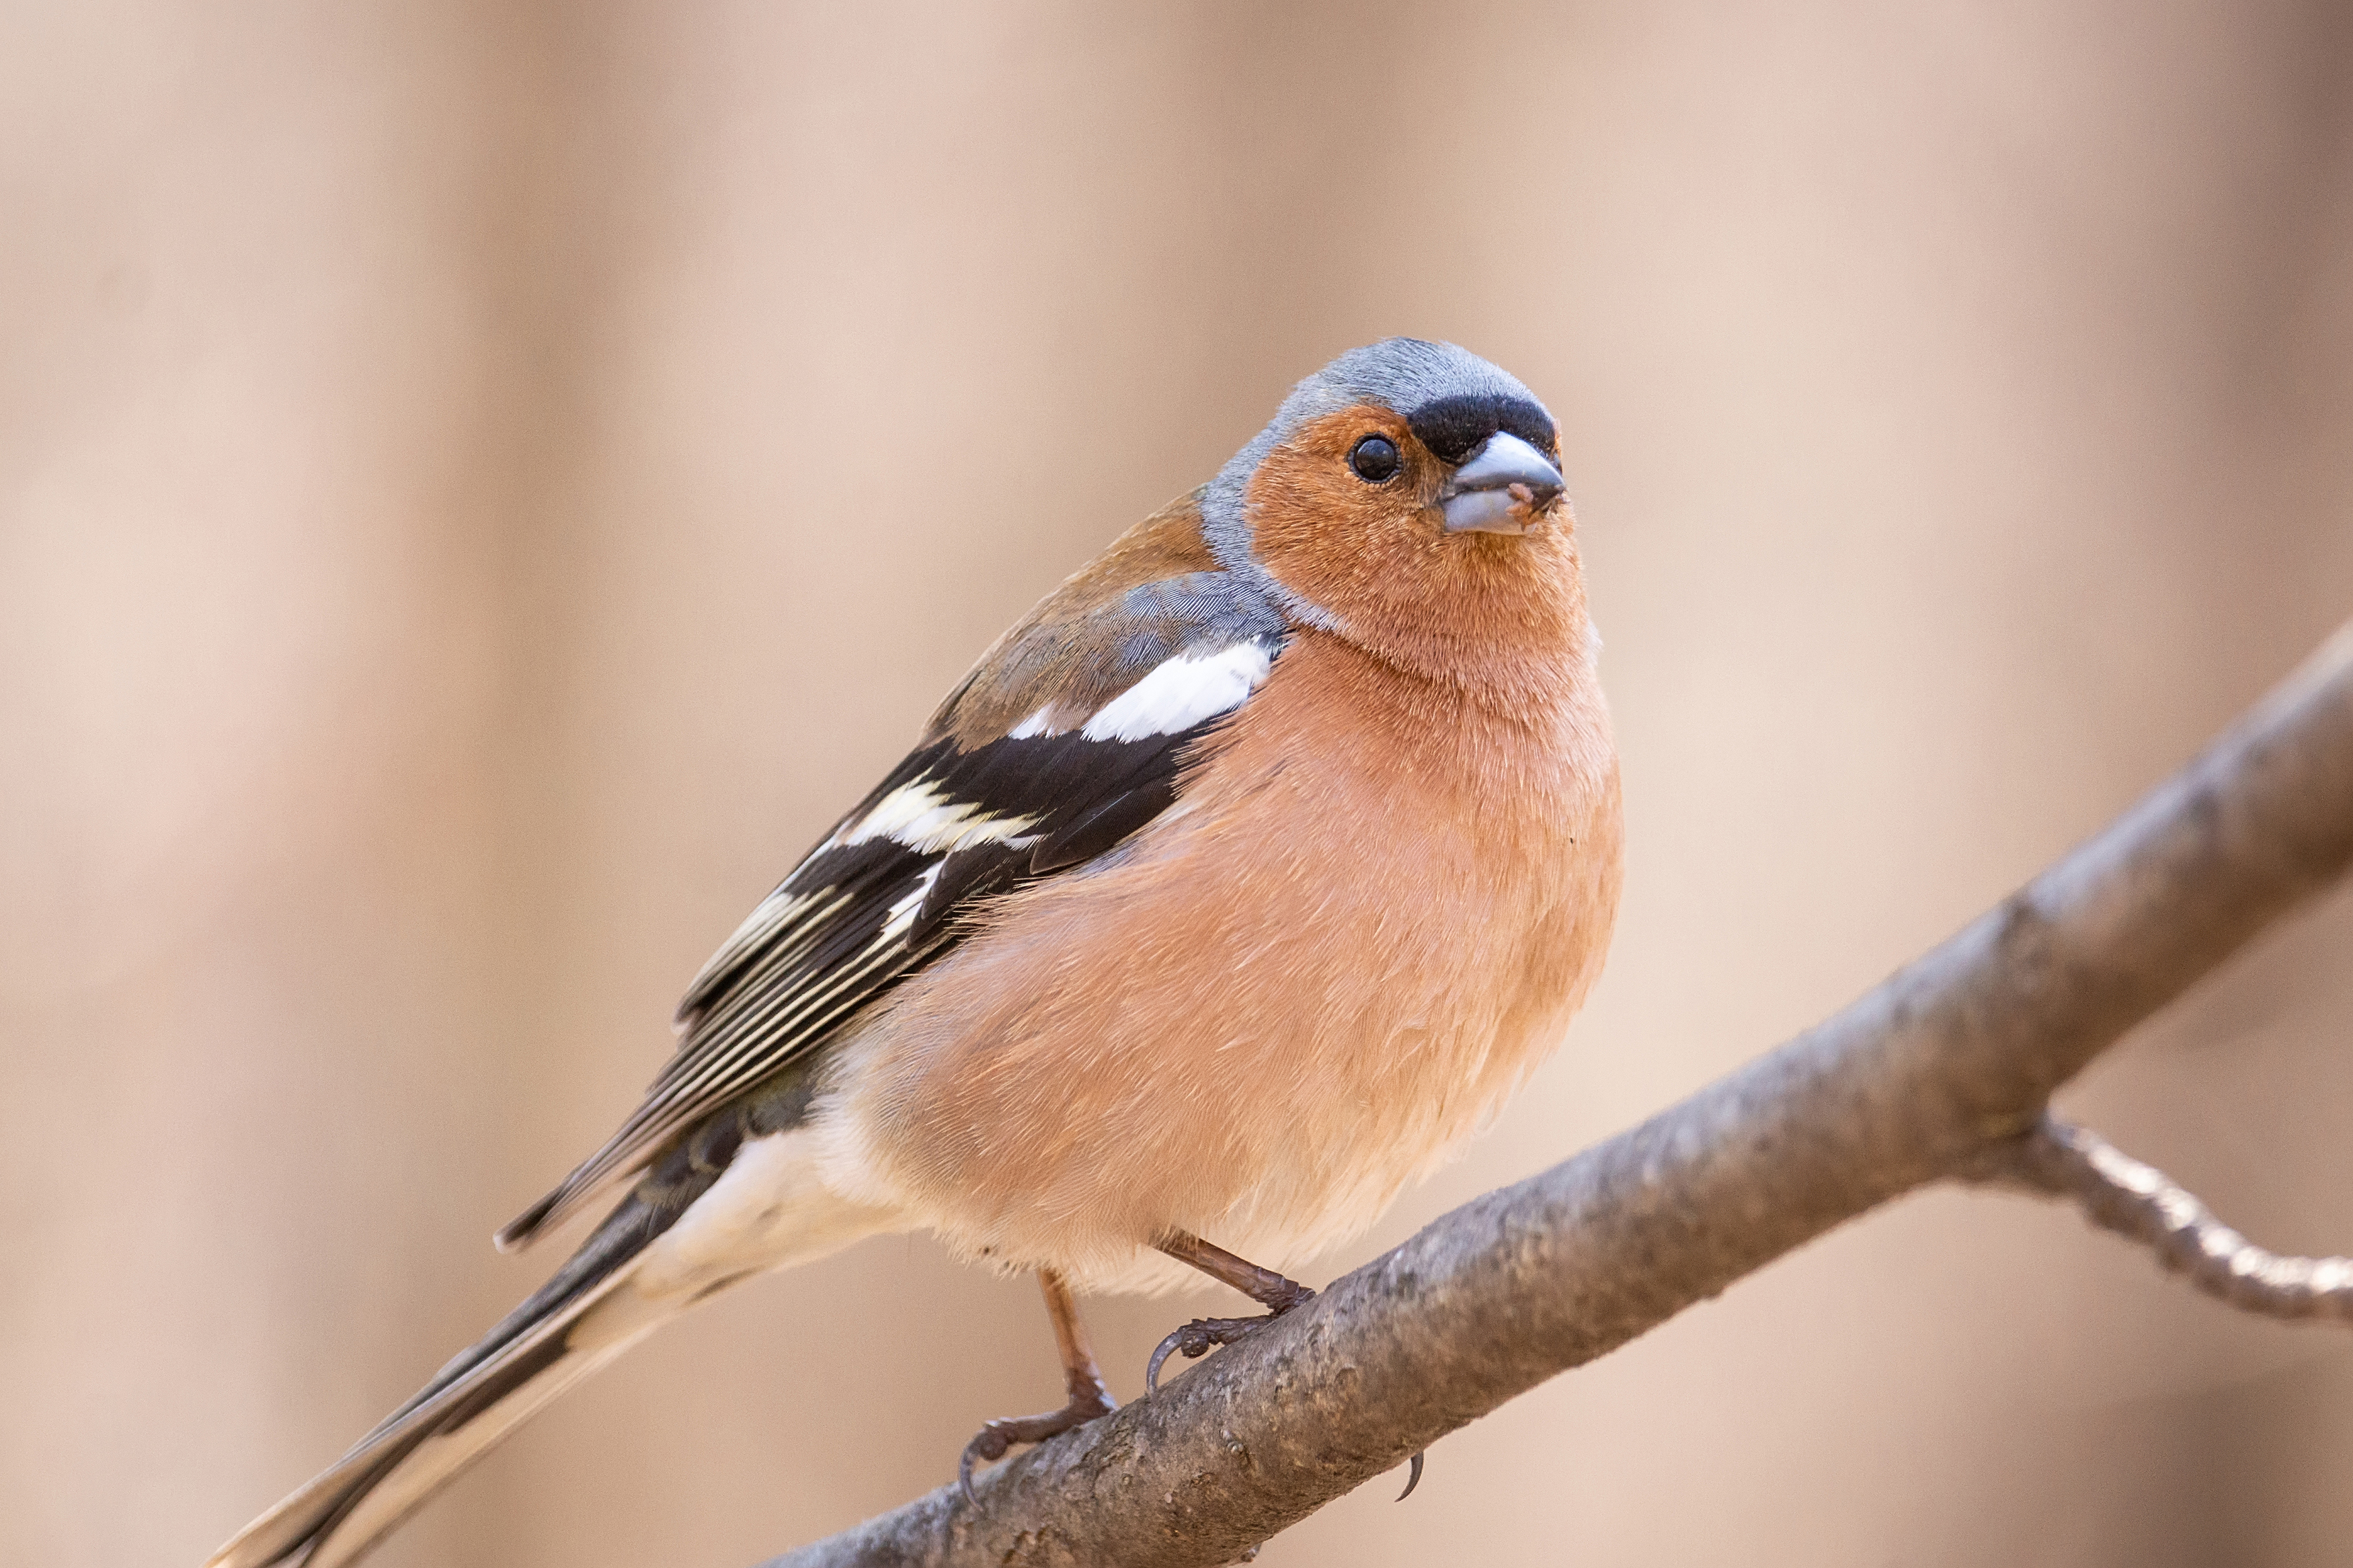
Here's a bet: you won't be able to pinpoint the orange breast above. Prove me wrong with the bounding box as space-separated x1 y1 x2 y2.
822 630 1623 1292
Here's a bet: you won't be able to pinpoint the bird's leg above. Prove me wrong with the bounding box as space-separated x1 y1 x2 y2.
1144 1230 1317 1394
958 1270 1117 1503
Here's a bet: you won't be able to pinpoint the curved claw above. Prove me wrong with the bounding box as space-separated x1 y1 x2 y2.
1145 1316 1235 1395
1144 1321 1199 1395
1146 1335 1179 1397
1397 1450 1425 1501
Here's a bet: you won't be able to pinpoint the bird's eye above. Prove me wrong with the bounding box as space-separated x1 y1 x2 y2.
1349 435 1401 483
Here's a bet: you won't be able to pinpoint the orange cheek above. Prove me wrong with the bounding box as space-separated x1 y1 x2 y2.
1244 411 1439 613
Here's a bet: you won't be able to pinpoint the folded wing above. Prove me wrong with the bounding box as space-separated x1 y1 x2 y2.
497 573 1283 1251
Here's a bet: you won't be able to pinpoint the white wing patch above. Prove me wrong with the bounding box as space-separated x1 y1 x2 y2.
879 862 945 941
1080 642 1274 743
838 780 1041 854
1082 639 1271 747
1005 704 1058 740
978 641 1274 745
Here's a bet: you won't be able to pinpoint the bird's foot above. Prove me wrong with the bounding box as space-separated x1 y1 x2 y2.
1145 1296 1315 1395
957 1385 1117 1505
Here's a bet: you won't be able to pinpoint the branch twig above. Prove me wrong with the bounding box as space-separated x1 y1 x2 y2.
1966 1116 2353 1320
763 621 2353 1568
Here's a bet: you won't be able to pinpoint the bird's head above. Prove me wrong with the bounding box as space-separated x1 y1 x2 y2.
1202 339 1585 686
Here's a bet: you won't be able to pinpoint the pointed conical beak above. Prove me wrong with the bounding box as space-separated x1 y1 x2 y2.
1437 431 1566 534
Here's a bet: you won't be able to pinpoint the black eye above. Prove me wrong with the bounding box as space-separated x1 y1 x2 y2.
1349 434 1400 483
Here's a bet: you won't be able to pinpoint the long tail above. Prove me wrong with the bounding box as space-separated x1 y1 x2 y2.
207 1081 881 1568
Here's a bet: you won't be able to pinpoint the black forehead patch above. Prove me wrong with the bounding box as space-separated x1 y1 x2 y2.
1404 395 1558 466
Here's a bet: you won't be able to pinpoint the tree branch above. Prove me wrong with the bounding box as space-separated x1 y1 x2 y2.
1965 1116 2353 1320
763 620 2353 1568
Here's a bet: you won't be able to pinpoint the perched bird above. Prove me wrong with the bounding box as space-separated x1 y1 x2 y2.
207 338 1624 1567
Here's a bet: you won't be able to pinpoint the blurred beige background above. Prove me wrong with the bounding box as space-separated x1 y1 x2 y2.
5 3 2353 1565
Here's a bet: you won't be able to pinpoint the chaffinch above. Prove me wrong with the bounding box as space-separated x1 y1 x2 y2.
209 338 1624 1567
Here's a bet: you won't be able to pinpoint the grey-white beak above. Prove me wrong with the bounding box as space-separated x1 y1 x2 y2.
1437 431 1566 534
